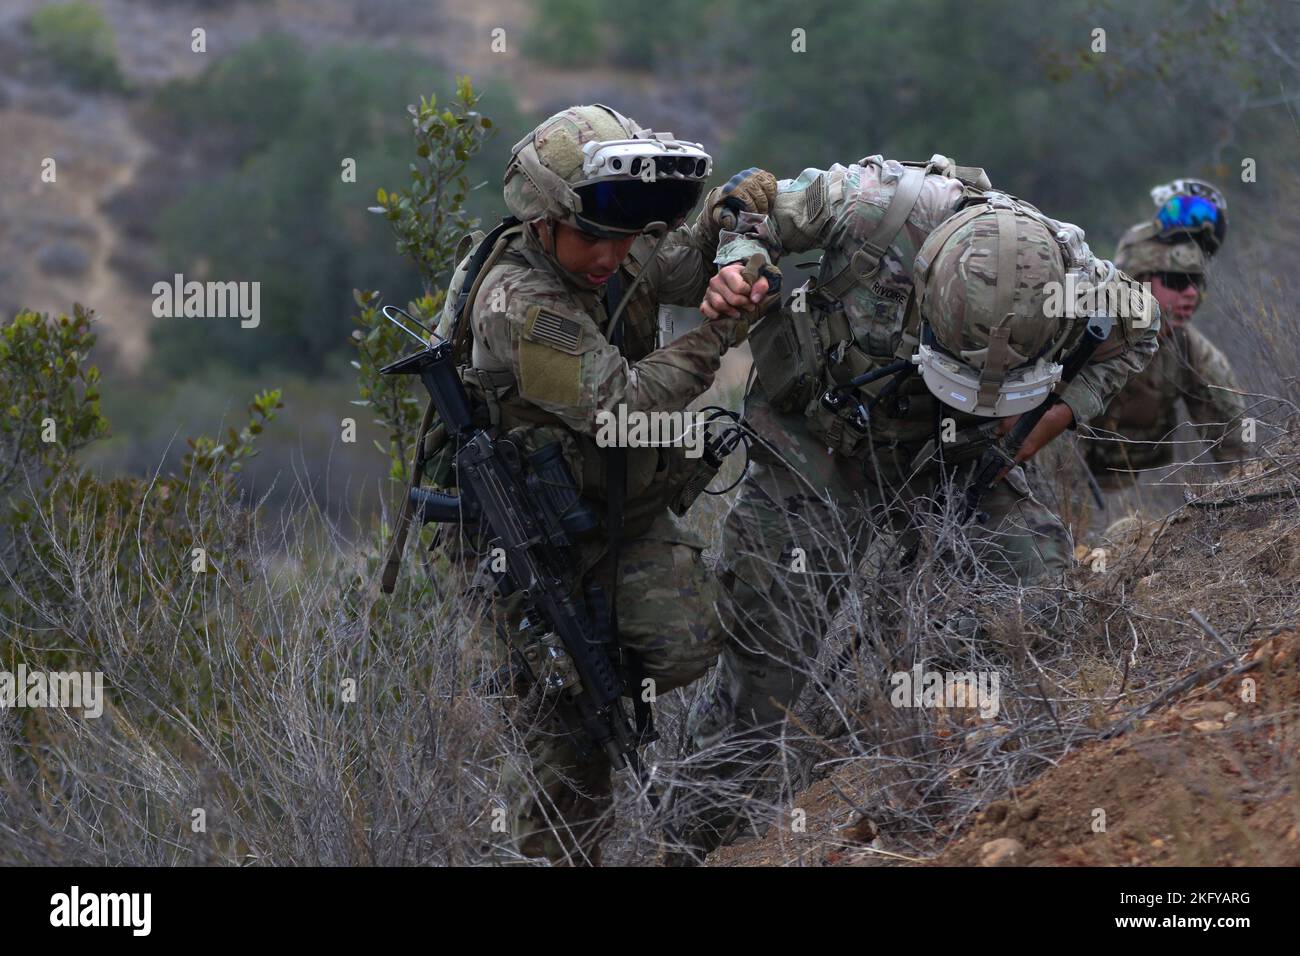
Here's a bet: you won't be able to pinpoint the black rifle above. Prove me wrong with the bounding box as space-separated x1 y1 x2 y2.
380 333 650 777
963 312 1115 521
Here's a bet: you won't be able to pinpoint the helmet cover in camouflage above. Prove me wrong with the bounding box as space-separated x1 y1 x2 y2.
915 200 1068 367
1114 220 1206 277
503 104 639 224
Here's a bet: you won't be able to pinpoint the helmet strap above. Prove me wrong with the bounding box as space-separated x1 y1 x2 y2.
974 208 1019 415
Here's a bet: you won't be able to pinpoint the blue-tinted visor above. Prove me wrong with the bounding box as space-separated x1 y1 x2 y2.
1156 194 1226 250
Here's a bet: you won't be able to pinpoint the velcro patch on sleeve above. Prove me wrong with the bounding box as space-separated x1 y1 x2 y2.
805 173 827 223
524 307 584 354
518 339 582 407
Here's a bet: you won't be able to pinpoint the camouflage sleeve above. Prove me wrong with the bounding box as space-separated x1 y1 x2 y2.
712 164 852 267
638 218 715 307
1182 326 1247 461
712 158 966 269
1058 268 1161 425
474 284 743 436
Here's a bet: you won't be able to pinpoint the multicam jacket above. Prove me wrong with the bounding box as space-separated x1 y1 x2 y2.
716 155 1160 467
1084 324 1245 476
466 219 743 535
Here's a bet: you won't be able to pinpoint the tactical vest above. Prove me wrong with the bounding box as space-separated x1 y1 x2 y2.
382 223 700 591
749 156 997 467
1085 334 1182 473
472 231 691 539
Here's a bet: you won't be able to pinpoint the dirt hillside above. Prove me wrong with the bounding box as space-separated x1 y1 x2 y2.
704 451 1300 867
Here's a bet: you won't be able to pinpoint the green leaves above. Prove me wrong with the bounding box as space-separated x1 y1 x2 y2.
349 79 494 489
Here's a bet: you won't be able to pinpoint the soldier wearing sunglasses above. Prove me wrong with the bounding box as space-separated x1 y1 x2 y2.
1081 211 1245 492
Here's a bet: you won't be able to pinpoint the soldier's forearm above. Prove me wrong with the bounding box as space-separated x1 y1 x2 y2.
573 321 741 432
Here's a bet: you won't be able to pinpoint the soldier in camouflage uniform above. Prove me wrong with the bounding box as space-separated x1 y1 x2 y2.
1081 224 1245 493
1033 179 1242 533
414 104 776 865
666 156 1159 861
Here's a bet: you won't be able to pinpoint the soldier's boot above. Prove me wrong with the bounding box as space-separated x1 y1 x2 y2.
659 734 780 866
661 643 807 865
499 683 615 866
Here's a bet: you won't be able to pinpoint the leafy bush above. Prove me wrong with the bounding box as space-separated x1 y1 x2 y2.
28 1 126 92
0 86 502 863
148 36 520 379
352 78 494 484
0 306 509 866
0 306 282 644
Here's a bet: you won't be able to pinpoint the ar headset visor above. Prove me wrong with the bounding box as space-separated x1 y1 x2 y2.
571 138 711 238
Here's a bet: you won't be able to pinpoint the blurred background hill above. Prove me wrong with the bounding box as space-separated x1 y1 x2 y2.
2 0 1296 537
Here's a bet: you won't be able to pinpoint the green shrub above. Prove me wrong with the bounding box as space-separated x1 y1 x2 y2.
29 1 126 92
148 36 520 379
0 305 281 656
352 77 495 484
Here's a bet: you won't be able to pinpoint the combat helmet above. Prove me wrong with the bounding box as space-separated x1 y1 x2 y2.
1149 177 1227 255
503 104 712 238
911 193 1089 418
1114 220 1207 278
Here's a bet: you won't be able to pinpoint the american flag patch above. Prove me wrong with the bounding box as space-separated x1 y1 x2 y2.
805 174 827 222
527 308 583 353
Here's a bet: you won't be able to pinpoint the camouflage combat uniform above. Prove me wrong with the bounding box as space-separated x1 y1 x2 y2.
455 215 746 863
1082 229 1244 485
1085 324 1244 481
675 156 1159 852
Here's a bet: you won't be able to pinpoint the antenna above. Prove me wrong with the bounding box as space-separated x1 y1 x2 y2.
381 305 440 346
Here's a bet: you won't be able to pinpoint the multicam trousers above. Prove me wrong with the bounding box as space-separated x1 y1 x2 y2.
449 507 725 865
675 391 1073 852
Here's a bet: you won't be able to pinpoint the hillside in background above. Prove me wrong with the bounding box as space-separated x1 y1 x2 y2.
1 0 1298 869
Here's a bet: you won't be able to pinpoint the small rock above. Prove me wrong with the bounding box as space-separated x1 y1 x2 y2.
1015 804 1041 823
842 815 879 845
1193 720 1225 732
1180 701 1232 721
979 837 1025 867
980 801 1010 825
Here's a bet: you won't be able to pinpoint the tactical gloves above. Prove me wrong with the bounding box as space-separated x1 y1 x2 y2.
704 167 778 237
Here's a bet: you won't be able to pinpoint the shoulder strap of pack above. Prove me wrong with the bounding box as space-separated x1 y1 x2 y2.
818 162 930 301
451 216 523 363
